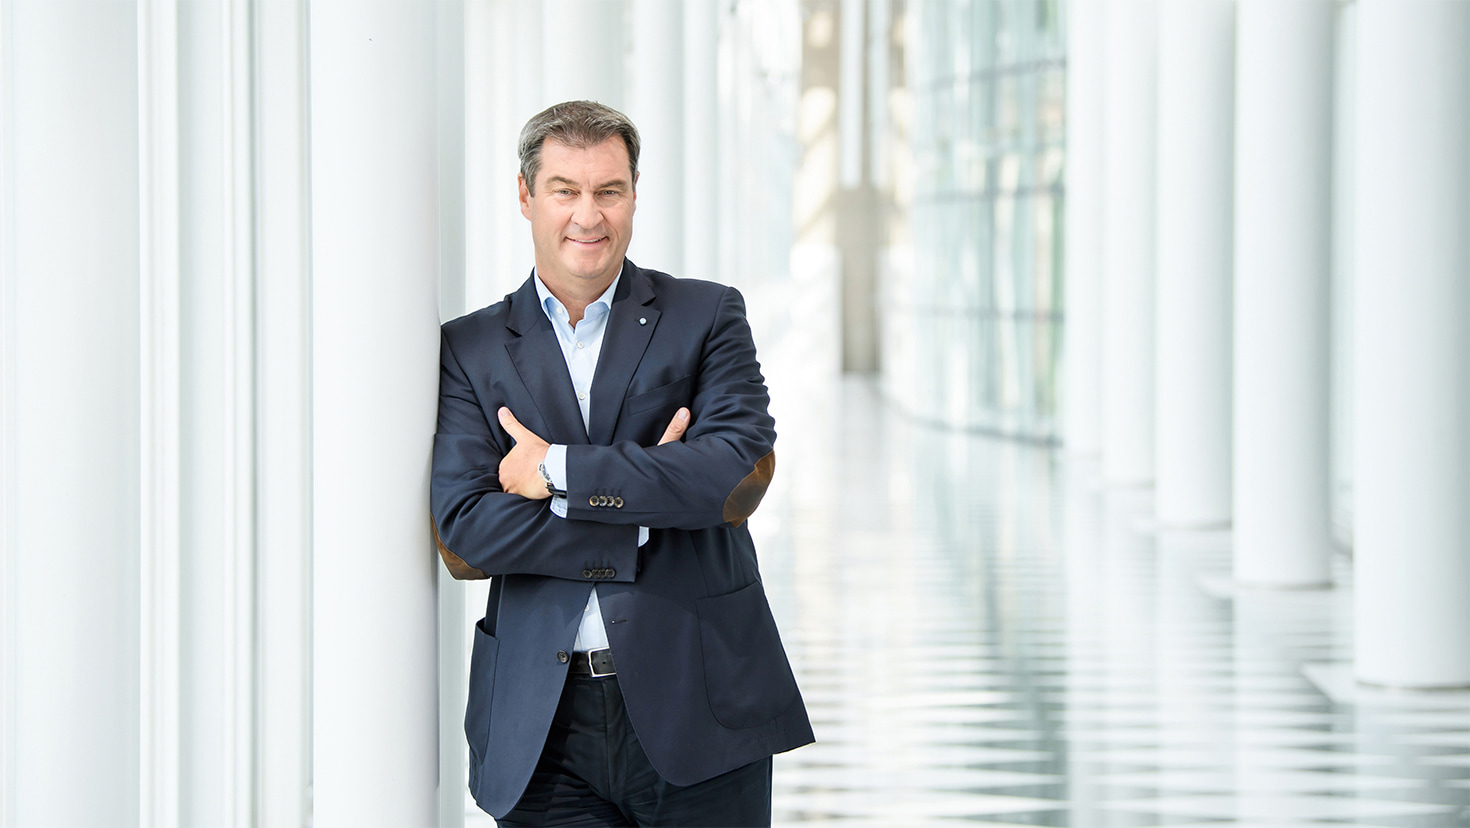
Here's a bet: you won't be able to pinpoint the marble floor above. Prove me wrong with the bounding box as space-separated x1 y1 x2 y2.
469 372 1469 826
752 377 1470 827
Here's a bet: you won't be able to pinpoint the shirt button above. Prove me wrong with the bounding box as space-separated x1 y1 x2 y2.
576 341 585 349
578 392 586 401
557 650 570 663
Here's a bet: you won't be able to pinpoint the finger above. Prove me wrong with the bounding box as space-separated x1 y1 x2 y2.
497 407 527 443
657 407 690 445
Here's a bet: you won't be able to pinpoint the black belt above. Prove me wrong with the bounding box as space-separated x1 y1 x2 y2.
569 648 616 677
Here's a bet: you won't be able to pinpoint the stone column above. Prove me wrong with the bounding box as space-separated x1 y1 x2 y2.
540 0 625 108
1353 0 1470 688
1063 0 1105 455
1101 0 1158 486
309 2 441 824
683 0 719 282
8 2 141 824
1154 0 1234 527
255 1 315 824
628 0 685 273
1232 0 1335 587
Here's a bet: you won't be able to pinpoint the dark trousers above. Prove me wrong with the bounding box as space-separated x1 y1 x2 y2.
497 673 773 827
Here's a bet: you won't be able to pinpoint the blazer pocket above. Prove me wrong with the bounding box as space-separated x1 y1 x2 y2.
625 374 693 417
697 580 800 729
464 617 500 767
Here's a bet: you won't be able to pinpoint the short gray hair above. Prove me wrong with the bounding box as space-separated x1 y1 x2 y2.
518 100 641 195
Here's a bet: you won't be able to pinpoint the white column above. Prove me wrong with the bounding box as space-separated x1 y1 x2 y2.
627 0 685 272
1100 0 1158 486
466 0 540 308
435 4 468 826
1154 0 1234 527
139 0 183 824
1063 0 1105 455
1232 0 1334 587
171 2 260 824
541 0 625 108
255 1 314 824
9 1 142 824
309 3 441 825
1353 1 1470 689
1329 2 1357 541
683 0 718 282
0 0 14 816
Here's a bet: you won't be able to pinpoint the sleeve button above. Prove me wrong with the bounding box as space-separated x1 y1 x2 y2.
606 568 616 579
589 496 598 507
582 569 593 579
614 497 624 508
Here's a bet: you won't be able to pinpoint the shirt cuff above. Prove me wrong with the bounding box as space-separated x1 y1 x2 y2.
638 526 649 546
545 444 568 518
544 444 567 489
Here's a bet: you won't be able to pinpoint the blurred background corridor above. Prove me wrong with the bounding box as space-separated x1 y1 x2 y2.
2 0 1467 826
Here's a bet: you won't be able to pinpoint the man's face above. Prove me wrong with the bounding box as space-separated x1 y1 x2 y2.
519 137 637 298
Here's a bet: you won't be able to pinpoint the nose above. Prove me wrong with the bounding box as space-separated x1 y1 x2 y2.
570 192 601 230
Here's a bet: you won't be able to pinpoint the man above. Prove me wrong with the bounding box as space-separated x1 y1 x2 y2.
431 100 813 826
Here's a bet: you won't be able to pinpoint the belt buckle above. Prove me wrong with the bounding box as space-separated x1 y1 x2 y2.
587 647 615 678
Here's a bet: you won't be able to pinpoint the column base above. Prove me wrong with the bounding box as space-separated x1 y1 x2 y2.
1303 662 1470 704
1139 518 1232 535
1197 574 1335 599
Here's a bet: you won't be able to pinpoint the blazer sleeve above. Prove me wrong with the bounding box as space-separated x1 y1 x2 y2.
430 327 640 582
563 286 777 531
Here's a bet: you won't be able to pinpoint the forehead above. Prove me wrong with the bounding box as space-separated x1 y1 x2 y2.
536 137 632 182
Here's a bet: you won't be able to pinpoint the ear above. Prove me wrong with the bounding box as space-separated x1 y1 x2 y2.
518 174 532 219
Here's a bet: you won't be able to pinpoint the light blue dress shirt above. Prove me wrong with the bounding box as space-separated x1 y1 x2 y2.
533 272 648 653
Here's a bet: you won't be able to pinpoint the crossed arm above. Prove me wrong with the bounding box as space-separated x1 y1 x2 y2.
432 284 776 581
496 406 690 500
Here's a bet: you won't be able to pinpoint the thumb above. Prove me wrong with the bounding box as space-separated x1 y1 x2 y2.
657 407 691 446
498 407 526 442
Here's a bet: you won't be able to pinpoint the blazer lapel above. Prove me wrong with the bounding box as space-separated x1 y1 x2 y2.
588 262 659 446
503 274 590 445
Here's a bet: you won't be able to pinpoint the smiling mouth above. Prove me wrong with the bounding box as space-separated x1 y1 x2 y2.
568 236 606 245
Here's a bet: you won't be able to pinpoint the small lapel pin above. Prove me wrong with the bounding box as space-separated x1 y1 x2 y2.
639 317 647 325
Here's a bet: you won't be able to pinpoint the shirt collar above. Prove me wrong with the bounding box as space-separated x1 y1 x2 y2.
533 269 621 323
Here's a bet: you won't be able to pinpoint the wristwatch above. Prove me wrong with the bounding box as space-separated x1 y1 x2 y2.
538 461 566 497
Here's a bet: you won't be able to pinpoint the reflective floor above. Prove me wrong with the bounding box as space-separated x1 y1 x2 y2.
754 377 1470 827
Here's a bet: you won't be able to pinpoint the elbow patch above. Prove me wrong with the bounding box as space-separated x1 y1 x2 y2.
432 515 489 580
723 450 775 527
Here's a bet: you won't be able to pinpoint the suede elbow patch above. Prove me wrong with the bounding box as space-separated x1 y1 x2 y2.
432 515 489 580
723 450 775 527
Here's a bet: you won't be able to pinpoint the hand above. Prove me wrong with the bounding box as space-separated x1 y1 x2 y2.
658 407 691 445
497 407 551 500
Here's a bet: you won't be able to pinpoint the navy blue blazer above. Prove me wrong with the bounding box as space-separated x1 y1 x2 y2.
430 261 814 818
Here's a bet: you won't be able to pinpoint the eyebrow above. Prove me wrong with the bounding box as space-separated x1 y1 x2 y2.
543 175 631 191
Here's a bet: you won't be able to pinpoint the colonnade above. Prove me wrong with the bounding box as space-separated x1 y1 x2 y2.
1064 0 1470 688
4 1 444 825
1 1 797 826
